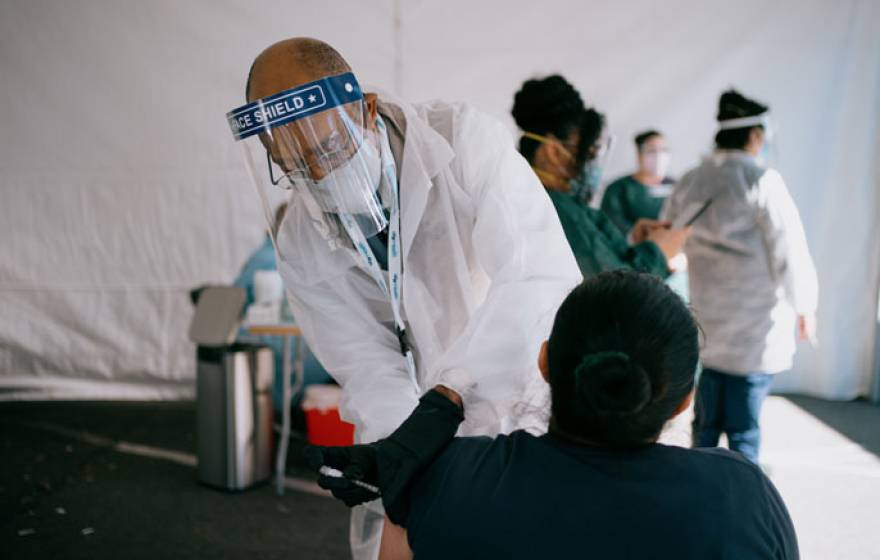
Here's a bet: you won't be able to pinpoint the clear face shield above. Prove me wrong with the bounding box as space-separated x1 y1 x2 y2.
590 131 616 170
227 73 389 248
569 131 616 206
717 113 776 163
519 130 616 206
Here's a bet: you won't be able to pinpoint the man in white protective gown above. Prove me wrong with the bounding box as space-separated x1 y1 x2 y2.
662 89 818 465
225 38 581 558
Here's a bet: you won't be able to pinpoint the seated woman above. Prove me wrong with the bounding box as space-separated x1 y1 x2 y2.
511 76 689 278
310 271 798 559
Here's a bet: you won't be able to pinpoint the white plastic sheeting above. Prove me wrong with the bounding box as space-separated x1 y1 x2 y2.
1 0 878 400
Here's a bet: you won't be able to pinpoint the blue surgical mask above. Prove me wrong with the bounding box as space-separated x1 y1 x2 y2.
569 161 603 205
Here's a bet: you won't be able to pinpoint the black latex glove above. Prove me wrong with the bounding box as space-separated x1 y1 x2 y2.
304 388 464 525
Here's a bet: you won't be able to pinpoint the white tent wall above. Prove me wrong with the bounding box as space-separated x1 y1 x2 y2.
1 0 878 400
0 0 397 399
396 0 880 398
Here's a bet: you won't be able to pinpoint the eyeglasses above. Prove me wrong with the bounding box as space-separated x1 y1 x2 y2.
267 151 290 186
266 128 363 187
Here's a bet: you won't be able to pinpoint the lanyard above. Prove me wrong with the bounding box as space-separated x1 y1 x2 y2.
336 117 419 395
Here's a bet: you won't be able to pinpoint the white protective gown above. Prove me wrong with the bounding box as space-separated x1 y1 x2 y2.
662 150 818 375
274 98 581 558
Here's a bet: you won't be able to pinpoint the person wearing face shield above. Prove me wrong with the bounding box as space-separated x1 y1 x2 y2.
601 130 675 235
661 89 818 464
226 38 581 558
511 75 690 279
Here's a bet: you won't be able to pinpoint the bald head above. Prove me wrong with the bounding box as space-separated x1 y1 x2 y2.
246 38 351 101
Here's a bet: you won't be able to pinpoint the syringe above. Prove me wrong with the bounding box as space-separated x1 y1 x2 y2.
319 466 381 495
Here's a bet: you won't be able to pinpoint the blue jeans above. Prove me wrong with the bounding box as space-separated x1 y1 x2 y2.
692 368 774 464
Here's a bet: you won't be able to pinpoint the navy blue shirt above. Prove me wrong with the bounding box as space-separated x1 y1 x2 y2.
406 430 798 559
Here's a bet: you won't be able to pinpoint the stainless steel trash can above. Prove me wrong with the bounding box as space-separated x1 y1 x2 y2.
195 343 274 490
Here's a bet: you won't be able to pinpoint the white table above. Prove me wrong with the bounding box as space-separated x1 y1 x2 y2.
246 324 305 495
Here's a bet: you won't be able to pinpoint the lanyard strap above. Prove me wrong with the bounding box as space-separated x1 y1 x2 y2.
337 117 419 394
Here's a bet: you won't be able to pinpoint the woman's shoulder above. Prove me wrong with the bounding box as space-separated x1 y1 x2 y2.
554 197 608 240
406 432 531 528
541 435 769 486
658 442 757 467
602 175 641 200
415 431 540 491
548 190 602 218
657 444 775 491
606 174 639 190
441 430 533 461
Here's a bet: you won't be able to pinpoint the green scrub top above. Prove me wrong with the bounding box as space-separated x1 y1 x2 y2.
547 190 670 279
600 175 671 235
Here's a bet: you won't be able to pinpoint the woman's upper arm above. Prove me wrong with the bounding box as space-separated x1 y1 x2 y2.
379 516 413 560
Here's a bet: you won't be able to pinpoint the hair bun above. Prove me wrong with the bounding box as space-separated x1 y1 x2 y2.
717 89 768 121
511 75 585 134
575 351 652 416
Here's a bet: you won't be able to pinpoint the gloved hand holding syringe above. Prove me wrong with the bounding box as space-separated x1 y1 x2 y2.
305 386 463 525
318 466 380 495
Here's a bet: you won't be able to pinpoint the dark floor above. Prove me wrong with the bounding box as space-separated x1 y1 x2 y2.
784 394 880 457
0 402 350 560
4 397 878 559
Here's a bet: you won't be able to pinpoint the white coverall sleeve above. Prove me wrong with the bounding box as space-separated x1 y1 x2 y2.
428 108 581 424
277 263 419 443
660 185 682 223
755 170 819 314
660 172 691 225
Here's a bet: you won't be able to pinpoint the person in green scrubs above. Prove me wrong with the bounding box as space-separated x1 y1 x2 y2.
602 130 689 299
511 76 689 278
601 130 674 235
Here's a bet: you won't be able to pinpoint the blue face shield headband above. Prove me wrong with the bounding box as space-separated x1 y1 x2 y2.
227 72 390 241
227 72 364 141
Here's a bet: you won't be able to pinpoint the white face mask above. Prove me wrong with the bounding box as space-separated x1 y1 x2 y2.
640 151 671 179
305 132 384 215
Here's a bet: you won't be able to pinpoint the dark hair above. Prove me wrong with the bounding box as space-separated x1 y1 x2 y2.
634 130 662 151
511 75 589 166
547 270 699 448
714 89 768 150
580 108 605 161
